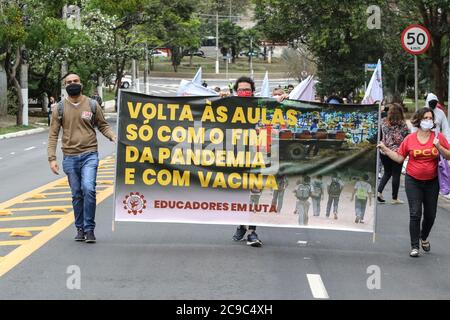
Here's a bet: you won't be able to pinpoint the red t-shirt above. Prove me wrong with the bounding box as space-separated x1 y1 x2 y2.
397 132 450 180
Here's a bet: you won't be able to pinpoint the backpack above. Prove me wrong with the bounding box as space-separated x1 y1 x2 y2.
311 181 322 197
57 98 97 127
329 180 341 196
356 184 368 200
295 184 310 200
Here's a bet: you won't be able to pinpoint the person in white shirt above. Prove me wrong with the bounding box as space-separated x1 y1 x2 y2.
411 93 450 143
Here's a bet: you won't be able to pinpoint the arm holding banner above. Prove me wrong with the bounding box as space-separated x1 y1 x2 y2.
377 142 405 164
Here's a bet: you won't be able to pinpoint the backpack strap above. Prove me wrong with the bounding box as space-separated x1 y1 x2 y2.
88 98 97 127
56 98 97 127
57 100 64 121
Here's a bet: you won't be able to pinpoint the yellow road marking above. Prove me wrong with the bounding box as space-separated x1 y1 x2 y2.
0 240 28 246
0 227 47 233
10 230 33 237
49 208 68 213
23 198 72 203
31 194 47 199
0 215 66 222
41 192 72 196
0 186 113 278
6 206 72 212
47 186 71 190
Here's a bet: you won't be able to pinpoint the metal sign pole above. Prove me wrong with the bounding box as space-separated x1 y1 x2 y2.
414 55 419 112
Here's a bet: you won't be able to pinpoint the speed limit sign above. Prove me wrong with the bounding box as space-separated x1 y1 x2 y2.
401 24 431 55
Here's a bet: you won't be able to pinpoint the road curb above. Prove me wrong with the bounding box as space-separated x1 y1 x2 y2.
0 127 48 140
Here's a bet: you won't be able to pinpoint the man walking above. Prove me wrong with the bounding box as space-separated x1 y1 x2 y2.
47 73 116 243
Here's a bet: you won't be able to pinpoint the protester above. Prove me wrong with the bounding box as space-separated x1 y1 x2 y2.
352 174 372 223
412 93 450 142
230 76 263 247
307 118 320 156
47 73 117 243
377 103 410 204
272 87 285 98
90 90 103 109
48 96 56 126
286 84 294 94
378 108 450 257
326 173 344 220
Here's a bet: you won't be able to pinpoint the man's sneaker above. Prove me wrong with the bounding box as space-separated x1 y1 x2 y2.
355 217 360 223
246 232 262 247
334 213 338 220
410 248 420 257
74 228 85 241
85 230 96 243
377 196 386 204
391 199 404 204
232 226 247 241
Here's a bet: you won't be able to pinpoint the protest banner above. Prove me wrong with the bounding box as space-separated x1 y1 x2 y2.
114 92 378 233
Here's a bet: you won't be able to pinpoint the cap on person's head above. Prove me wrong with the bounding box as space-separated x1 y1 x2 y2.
329 99 340 105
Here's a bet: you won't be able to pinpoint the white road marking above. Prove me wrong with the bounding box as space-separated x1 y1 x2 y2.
297 240 308 246
42 142 47 145
307 274 329 299
24 146 36 151
0 157 2 160
10 152 15 155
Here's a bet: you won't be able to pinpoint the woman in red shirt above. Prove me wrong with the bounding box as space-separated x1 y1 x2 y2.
378 108 450 257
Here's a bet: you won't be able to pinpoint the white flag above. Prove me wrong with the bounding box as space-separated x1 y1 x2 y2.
259 71 270 97
288 75 314 100
362 59 383 104
192 67 202 85
176 79 218 96
297 76 316 101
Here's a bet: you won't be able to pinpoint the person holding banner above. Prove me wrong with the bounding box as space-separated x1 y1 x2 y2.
230 76 264 247
378 108 450 257
47 73 117 243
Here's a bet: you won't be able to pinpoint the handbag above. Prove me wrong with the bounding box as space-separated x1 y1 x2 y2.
438 154 450 195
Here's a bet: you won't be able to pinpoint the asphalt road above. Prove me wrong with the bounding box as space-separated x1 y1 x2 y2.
1 115 450 300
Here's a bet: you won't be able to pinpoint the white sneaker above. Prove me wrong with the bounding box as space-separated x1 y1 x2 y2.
410 248 420 257
391 199 404 204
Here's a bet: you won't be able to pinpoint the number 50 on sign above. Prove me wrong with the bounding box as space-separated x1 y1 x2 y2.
401 24 431 55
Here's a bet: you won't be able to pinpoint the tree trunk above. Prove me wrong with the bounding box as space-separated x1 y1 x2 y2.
189 54 193 67
0 60 7 116
5 47 23 125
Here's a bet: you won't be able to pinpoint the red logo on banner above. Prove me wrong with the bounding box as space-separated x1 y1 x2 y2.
123 192 147 215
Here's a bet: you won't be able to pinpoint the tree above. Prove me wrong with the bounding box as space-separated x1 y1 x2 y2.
254 0 383 98
0 0 27 124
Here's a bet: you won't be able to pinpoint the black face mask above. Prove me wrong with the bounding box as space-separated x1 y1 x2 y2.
66 83 82 97
429 100 438 110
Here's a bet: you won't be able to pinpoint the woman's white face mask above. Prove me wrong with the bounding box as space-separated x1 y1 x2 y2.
420 119 434 131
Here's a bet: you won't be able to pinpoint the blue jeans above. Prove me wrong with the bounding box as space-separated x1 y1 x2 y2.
62 151 99 231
